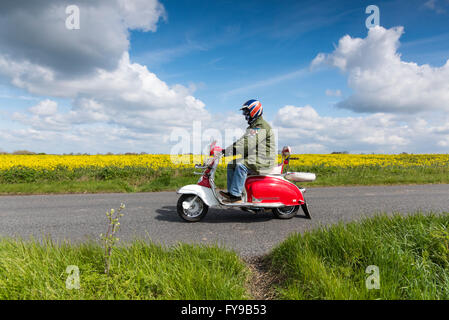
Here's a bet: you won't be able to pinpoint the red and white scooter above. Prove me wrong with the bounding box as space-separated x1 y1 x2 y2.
176 142 316 222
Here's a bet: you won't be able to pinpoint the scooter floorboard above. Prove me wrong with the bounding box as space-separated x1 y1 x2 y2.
218 201 286 208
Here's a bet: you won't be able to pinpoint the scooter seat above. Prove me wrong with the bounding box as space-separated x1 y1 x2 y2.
285 172 316 182
254 165 283 175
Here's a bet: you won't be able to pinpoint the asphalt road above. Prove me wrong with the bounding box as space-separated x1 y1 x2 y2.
1 184 448 257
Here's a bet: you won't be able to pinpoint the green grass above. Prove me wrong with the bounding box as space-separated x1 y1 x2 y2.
268 212 449 300
300 165 449 186
0 239 249 300
0 165 448 194
1 213 449 300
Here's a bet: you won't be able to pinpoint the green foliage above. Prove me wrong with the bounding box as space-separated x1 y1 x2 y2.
269 213 449 299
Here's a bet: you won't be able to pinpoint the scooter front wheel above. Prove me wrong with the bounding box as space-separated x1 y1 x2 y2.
177 194 209 222
272 205 299 219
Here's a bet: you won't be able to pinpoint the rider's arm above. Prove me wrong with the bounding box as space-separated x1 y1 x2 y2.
223 130 249 156
223 127 268 156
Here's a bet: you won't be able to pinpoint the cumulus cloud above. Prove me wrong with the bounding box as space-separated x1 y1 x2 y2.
0 0 165 76
118 0 167 31
312 26 449 114
28 99 58 116
0 124 172 154
0 0 215 152
273 105 449 153
7 106 244 154
10 53 209 132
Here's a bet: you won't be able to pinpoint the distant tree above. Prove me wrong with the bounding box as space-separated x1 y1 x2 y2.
12 150 36 155
331 151 349 154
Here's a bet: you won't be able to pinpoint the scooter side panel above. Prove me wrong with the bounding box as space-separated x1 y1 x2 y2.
177 185 220 207
245 176 304 206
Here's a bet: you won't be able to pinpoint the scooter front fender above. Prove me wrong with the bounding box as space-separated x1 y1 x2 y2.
177 185 220 207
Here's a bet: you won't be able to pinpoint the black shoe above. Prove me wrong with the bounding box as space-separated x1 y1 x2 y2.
219 191 231 199
223 195 242 203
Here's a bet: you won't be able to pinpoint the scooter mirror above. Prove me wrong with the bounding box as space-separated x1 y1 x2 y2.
209 141 222 156
209 141 217 155
281 146 292 157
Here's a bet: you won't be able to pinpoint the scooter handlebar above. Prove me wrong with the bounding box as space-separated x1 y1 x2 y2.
210 146 223 156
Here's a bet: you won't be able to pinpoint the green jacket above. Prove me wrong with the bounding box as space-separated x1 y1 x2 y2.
224 116 276 174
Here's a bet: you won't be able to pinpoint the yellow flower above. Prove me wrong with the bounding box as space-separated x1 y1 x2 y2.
0 153 448 171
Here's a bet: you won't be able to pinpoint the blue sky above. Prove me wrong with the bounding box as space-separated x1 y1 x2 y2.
0 0 449 154
131 0 449 118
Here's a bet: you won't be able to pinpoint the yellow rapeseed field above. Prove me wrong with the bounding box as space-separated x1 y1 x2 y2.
0 154 448 171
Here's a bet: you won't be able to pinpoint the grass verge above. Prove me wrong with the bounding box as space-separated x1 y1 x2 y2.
0 240 249 300
0 165 448 194
1 213 449 299
268 212 449 299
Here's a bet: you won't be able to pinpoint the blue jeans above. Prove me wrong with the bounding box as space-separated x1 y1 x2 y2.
227 162 251 197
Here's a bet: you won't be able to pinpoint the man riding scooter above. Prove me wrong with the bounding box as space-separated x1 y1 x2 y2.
176 99 315 222
220 99 277 203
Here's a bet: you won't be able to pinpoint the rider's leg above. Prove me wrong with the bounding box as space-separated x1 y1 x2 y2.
226 162 235 194
229 163 249 198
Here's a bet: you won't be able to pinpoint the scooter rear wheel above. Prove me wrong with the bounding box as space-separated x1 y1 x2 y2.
272 205 299 219
177 194 209 222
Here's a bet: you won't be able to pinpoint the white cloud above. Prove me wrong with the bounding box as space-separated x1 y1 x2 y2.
10 53 209 131
6 102 449 154
0 0 214 153
312 26 449 114
28 99 58 116
0 125 171 154
118 0 167 32
0 0 166 76
273 105 449 153
424 0 447 14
